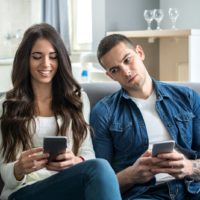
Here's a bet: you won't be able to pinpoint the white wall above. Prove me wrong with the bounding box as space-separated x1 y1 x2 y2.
0 60 13 92
92 0 159 50
92 0 200 50
160 0 200 29
0 0 42 92
0 0 42 59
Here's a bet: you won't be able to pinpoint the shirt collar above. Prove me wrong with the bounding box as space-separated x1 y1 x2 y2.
118 78 172 101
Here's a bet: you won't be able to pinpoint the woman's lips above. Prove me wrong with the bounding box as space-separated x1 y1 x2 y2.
38 70 52 77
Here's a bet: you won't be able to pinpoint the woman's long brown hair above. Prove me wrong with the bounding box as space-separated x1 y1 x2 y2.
0 23 88 162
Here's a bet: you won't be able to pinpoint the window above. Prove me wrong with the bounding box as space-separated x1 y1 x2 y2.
68 0 92 52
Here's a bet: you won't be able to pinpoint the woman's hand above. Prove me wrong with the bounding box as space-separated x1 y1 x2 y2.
14 147 49 181
46 149 83 171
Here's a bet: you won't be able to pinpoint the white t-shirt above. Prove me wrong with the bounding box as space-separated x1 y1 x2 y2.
131 91 174 184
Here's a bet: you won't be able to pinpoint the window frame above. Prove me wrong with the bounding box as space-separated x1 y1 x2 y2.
68 0 92 52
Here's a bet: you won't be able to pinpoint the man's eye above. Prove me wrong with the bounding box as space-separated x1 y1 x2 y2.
124 56 132 64
110 68 118 74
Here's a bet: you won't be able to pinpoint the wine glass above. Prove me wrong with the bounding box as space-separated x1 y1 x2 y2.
168 8 179 29
144 9 154 30
153 9 164 30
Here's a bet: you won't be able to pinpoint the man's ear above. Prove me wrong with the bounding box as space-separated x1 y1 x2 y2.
135 45 145 60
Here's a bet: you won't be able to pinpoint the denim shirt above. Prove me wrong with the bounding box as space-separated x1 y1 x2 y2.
90 80 200 198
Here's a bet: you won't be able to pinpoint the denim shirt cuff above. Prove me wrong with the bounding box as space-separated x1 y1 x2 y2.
185 178 200 194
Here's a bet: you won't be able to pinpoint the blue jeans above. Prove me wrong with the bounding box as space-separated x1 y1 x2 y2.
122 181 200 200
8 159 121 200
122 183 170 200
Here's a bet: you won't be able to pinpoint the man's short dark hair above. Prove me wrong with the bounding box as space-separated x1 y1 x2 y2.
97 34 135 67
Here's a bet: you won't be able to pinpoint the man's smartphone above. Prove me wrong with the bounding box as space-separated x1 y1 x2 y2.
152 140 175 157
43 136 67 162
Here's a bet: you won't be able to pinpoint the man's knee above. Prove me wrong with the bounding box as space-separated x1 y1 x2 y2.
86 159 111 172
84 158 115 179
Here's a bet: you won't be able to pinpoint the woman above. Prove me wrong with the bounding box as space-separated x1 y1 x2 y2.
0 23 121 200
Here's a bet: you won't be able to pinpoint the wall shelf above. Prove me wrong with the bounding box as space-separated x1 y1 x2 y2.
107 29 200 38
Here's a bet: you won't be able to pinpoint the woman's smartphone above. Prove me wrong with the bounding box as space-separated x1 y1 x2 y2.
43 136 67 162
152 140 175 157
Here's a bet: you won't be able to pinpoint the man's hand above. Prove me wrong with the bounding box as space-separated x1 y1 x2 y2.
117 150 155 192
150 149 193 179
129 150 156 183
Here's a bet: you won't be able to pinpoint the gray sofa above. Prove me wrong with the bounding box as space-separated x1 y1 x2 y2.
82 81 200 107
1 81 200 194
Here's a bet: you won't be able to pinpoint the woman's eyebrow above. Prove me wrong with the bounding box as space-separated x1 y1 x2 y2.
31 52 42 55
31 52 57 55
49 52 57 55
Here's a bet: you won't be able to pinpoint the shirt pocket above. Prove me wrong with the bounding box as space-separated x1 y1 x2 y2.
174 112 194 144
109 121 134 152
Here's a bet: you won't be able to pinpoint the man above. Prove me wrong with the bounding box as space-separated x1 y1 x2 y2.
90 34 200 200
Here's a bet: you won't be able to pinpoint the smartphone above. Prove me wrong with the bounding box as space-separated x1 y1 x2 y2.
152 140 175 157
43 136 67 162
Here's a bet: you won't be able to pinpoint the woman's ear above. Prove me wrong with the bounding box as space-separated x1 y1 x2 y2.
135 45 145 60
